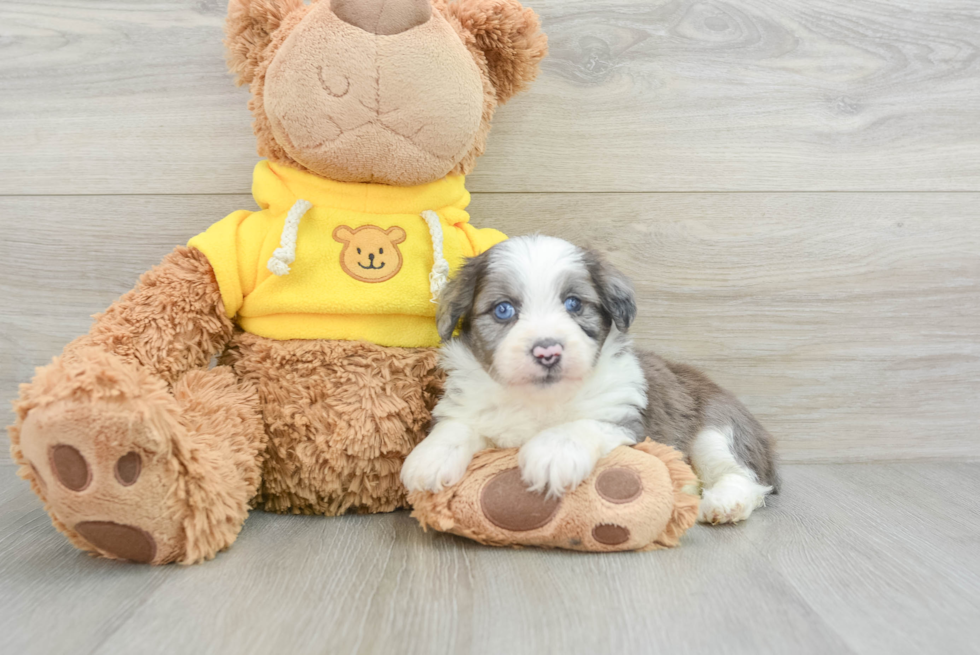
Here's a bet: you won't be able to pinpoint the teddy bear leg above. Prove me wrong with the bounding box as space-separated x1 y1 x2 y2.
11 349 265 565
408 441 701 552
168 366 267 563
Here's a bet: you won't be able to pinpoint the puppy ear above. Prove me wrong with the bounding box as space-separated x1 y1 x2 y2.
448 0 548 105
584 250 637 332
436 251 489 342
225 0 305 86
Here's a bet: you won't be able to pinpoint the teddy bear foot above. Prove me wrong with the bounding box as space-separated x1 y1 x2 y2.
12 349 266 565
18 398 186 564
408 440 701 552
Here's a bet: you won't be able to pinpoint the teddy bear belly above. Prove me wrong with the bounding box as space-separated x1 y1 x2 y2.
220 331 444 515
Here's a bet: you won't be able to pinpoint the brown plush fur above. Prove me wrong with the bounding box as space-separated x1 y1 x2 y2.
226 0 306 86
447 0 548 105
441 0 505 180
221 332 444 515
86 247 235 385
9 247 445 562
260 2 487 184
408 440 700 552
236 2 314 174
9 247 263 564
633 440 701 550
169 367 267 563
11 344 265 565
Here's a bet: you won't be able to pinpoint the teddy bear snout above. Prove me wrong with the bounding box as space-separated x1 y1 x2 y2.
332 0 431 36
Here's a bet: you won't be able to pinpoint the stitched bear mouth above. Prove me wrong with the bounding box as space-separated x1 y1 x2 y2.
358 261 385 270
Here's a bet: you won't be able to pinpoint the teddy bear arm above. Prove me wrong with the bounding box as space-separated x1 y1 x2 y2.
83 246 236 385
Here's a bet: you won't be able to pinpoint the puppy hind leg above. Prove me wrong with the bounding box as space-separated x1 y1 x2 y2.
690 427 772 525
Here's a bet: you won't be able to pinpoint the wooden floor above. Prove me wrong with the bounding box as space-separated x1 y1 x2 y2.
2 0 979 653
2 461 978 655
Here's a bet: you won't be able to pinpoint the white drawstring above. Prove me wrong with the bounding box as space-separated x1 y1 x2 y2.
267 199 313 276
422 210 450 303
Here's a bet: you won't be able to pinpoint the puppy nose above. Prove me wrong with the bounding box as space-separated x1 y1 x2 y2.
531 340 563 368
332 0 431 35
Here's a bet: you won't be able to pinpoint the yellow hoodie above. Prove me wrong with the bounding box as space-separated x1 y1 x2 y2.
188 161 506 347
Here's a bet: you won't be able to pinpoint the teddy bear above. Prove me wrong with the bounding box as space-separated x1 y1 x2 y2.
8 0 548 565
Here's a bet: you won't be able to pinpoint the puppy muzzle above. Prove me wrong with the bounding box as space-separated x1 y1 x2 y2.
531 340 564 369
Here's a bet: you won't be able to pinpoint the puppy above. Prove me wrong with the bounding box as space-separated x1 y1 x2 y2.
401 235 778 524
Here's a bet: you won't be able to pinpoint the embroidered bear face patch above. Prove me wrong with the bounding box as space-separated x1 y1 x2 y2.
332 225 406 283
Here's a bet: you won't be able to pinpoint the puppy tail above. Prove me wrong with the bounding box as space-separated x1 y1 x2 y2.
634 439 700 550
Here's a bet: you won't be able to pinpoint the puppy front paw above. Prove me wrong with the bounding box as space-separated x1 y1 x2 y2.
400 439 475 493
518 431 596 498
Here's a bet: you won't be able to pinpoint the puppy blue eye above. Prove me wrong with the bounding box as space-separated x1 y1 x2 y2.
493 302 516 321
564 296 582 313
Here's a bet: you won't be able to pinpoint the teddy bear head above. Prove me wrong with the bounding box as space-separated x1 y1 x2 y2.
226 0 547 186
332 224 407 282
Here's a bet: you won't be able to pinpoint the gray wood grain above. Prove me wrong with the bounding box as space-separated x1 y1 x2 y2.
3 192 978 465
747 463 980 655
480 191 980 463
2 0 979 195
1 462 977 655
0 466 174 654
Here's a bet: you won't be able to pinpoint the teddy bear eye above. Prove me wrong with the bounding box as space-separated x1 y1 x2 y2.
379 247 384 255
357 248 361 254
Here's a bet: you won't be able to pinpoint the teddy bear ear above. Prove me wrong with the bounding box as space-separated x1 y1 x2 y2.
447 0 548 105
333 225 355 243
386 226 407 244
225 0 306 86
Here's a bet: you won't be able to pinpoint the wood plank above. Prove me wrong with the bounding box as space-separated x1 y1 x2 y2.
478 191 980 463
2 463 977 654
0 467 174 655
3 192 977 464
745 462 980 654
1 0 979 195
0 464 849 655
91 496 850 655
